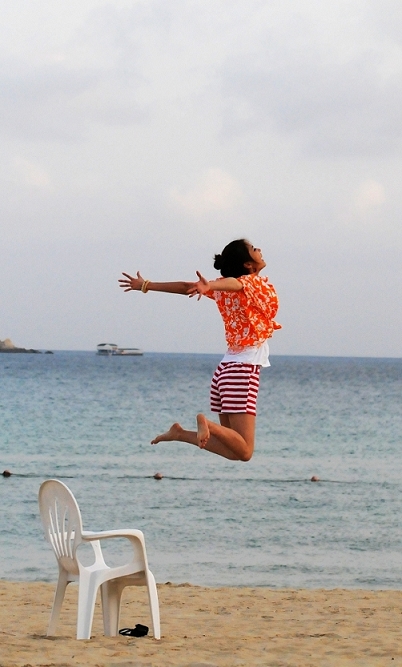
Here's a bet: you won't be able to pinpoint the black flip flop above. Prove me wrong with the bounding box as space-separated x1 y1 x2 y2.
119 624 149 637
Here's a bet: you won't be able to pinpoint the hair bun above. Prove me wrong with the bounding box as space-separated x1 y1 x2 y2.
213 253 222 270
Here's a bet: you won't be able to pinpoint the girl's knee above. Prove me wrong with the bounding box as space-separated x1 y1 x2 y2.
239 446 254 462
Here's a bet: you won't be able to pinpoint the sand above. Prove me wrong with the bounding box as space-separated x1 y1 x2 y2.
1 581 402 666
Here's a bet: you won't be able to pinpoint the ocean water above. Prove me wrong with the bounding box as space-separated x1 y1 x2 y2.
0 351 401 589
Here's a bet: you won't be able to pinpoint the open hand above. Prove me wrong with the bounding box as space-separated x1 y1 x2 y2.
187 271 210 300
118 271 145 292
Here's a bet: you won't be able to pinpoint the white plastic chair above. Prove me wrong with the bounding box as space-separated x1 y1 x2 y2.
38 479 160 640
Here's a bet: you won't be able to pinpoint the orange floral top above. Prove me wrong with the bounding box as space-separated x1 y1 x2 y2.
207 274 281 353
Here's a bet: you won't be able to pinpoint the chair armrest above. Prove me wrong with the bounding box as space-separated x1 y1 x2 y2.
81 529 149 572
82 529 145 545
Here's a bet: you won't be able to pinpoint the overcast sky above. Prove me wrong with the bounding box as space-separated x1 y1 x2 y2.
1 0 401 357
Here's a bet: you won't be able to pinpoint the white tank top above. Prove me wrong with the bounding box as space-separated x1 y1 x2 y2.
221 340 270 367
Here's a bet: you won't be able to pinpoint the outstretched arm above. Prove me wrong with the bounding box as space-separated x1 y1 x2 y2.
119 271 196 295
187 271 243 298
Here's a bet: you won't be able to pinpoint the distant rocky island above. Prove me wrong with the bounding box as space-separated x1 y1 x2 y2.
0 338 52 354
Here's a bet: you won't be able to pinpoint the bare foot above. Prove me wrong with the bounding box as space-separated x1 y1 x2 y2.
151 422 185 445
196 414 210 449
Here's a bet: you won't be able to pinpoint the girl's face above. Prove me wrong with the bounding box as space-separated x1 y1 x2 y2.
245 242 266 273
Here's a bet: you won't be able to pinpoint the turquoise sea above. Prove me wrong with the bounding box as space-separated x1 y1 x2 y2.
0 352 401 588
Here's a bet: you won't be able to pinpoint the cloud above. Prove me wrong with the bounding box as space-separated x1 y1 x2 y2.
220 7 402 157
0 54 147 142
353 179 386 213
0 0 401 356
0 60 98 141
170 168 243 215
14 157 51 188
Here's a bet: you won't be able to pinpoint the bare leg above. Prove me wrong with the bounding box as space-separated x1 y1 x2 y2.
151 416 210 448
151 413 256 462
202 413 255 461
196 413 210 448
151 423 198 446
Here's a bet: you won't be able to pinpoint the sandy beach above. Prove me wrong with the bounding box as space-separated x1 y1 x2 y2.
1 581 402 666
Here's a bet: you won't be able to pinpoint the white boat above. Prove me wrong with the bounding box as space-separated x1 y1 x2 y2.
97 343 118 355
96 343 143 356
114 347 143 356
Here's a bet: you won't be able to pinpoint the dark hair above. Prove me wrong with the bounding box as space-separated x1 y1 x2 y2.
213 238 253 278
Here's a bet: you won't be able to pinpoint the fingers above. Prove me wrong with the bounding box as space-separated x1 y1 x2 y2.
187 283 203 299
187 291 203 300
119 272 133 288
195 270 208 284
187 272 208 300
189 285 202 300
119 271 141 291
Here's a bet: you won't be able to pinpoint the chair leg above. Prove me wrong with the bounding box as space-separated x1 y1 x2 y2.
146 571 161 639
76 573 99 640
101 580 124 636
47 570 69 636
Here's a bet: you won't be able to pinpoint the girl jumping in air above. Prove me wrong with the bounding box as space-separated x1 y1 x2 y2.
118 239 281 462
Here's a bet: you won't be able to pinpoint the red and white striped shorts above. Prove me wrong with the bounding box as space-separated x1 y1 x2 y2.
210 362 261 416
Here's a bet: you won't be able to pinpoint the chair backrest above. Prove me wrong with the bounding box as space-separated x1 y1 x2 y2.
39 479 84 575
